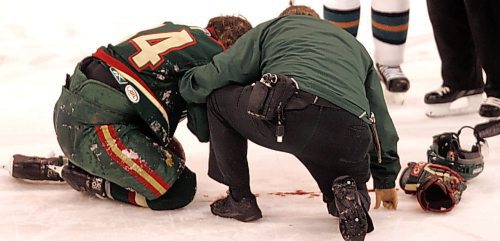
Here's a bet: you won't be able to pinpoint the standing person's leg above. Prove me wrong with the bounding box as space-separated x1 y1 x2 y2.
371 0 409 66
371 0 410 93
424 0 485 117
465 0 500 117
426 0 484 93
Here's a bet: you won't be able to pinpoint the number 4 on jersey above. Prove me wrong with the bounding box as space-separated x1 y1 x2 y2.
129 29 196 71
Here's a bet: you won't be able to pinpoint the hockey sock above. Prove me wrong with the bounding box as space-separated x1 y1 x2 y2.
323 0 361 36
371 9 409 45
372 0 409 66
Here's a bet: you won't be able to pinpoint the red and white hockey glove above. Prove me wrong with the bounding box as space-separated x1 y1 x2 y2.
399 162 467 212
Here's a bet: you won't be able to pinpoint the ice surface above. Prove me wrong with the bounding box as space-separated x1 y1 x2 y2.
0 0 499 240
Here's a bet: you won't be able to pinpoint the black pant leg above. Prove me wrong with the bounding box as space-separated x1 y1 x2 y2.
287 105 372 206
206 86 251 190
426 0 484 90
465 0 500 98
206 84 372 210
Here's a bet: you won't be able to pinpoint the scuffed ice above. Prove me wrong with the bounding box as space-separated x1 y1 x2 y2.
0 1 499 241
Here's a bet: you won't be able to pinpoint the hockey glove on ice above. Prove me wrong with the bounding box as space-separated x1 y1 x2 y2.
399 162 466 212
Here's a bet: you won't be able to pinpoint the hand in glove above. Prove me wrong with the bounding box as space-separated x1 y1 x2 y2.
374 188 398 210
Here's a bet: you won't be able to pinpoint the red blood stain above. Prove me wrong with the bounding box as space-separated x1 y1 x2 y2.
268 190 321 198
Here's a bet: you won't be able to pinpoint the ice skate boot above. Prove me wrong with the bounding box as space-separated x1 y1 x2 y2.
424 86 484 117
48 164 108 199
0 154 66 181
332 176 373 241
479 97 500 119
376 63 410 105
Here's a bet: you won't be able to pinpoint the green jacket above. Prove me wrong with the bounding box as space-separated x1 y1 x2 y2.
180 15 401 189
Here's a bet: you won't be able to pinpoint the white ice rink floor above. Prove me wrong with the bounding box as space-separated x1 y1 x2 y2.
0 1 499 240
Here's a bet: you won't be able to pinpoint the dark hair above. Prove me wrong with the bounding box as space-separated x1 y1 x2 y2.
279 5 320 18
206 16 253 48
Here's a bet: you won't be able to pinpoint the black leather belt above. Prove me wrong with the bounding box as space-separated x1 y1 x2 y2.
294 90 338 108
285 90 338 110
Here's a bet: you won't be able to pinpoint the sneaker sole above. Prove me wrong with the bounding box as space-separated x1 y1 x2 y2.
337 199 367 241
211 208 262 222
333 181 368 241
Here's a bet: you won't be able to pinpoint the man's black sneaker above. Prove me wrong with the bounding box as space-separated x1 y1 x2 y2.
210 192 262 222
332 176 371 241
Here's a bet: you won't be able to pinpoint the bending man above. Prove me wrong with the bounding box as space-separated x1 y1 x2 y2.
180 6 400 241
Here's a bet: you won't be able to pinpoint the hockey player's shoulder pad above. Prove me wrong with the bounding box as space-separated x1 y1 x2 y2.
399 162 467 212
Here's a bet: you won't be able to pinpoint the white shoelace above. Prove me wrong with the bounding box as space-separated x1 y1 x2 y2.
483 97 500 108
431 86 451 96
378 65 406 80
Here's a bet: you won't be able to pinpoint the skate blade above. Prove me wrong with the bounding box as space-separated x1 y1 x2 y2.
388 92 405 105
381 86 406 105
0 156 13 175
426 94 484 118
483 116 500 122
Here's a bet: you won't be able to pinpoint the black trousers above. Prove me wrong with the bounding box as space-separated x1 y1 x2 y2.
206 85 372 208
427 0 500 98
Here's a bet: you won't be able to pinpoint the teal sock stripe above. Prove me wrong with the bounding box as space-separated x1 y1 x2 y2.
372 9 409 45
323 6 360 37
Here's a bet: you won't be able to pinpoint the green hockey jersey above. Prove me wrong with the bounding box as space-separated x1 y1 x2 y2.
93 22 224 145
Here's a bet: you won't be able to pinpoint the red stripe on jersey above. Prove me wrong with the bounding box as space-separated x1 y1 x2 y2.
92 48 158 100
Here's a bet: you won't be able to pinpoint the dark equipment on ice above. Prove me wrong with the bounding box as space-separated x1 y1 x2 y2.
399 161 467 212
427 126 487 180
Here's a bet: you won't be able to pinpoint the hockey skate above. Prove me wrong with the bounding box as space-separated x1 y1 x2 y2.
424 86 484 118
376 63 410 105
48 164 108 199
0 154 66 181
332 176 372 241
479 97 500 119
